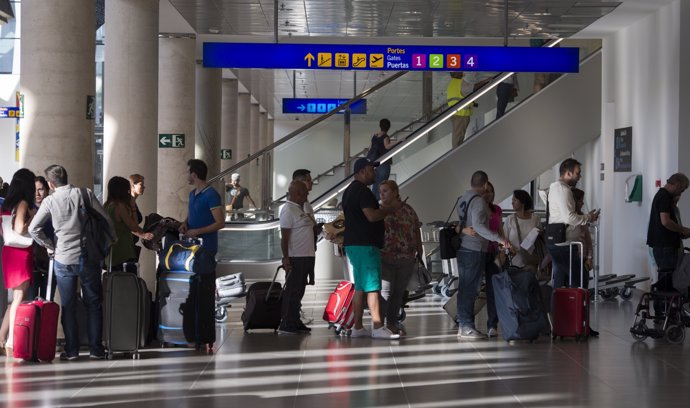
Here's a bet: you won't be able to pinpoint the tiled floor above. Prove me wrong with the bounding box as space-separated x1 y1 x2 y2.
2 280 689 408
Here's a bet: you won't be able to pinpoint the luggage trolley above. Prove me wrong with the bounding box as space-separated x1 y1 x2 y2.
427 221 459 298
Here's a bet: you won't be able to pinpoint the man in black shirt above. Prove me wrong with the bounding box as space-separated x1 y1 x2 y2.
647 173 690 294
343 158 400 340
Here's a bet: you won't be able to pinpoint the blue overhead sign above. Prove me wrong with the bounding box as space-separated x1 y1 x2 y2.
204 43 579 73
282 98 367 115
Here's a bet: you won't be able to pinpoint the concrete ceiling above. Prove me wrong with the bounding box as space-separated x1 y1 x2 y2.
159 0 676 122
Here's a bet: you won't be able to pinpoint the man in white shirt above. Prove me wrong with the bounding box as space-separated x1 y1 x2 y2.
278 181 315 335
547 158 600 289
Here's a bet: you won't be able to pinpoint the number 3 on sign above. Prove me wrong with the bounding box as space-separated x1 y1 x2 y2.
464 55 478 69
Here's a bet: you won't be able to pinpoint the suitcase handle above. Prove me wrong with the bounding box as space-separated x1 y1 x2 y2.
179 233 203 246
555 241 584 288
266 265 287 303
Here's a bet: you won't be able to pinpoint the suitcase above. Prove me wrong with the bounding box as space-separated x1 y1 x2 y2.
13 258 60 362
492 266 548 341
442 289 487 324
552 241 590 341
103 262 150 359
217 272 245 286
241 266 284 332
218 285 245 298
157 270 216 348
323 280 355 335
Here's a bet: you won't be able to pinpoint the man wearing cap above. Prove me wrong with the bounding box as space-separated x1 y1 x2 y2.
225 173 256 220
342 158 401 340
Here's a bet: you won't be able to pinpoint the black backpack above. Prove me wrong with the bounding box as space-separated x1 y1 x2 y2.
79 188 115 263
366 134 380 161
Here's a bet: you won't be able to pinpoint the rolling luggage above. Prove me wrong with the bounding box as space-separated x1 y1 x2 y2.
103 262 150 359
442 288 487 324
158 270 216 348
241 266 284 332
157 237 216 349
552 241 590 341
323 280 355 335
13 258 60 362
492 266 548 341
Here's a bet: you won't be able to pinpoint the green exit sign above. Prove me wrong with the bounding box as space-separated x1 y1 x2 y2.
159 133 185 148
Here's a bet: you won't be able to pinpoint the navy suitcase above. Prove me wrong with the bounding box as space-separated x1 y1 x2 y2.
492 266 548 341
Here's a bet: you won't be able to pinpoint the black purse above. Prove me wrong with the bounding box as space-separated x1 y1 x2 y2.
544 223 566 245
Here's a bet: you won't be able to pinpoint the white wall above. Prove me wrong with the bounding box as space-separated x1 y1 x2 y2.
590 0 685 282
272 118 380 198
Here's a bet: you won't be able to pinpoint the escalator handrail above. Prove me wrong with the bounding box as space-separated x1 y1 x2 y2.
208 71 408 185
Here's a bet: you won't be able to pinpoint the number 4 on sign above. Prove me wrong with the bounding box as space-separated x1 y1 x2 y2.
464 55 478 69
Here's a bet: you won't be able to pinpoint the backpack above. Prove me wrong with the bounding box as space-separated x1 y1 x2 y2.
366 134 380 161
79 188 115 263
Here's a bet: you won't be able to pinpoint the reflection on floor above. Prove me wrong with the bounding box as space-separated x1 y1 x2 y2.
2 279 689 408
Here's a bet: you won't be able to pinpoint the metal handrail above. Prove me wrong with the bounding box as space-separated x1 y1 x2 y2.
207 71 408 185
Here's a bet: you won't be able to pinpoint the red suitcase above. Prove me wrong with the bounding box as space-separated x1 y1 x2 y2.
13 258 60 362
552 242 590 341
323 281 355 335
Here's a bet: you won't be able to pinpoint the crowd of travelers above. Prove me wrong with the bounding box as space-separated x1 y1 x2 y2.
1 126 688 357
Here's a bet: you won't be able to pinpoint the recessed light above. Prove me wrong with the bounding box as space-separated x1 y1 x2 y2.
208 27 220 34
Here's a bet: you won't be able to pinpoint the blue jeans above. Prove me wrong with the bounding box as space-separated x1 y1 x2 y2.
371 163 391 201
548 244 586 289
456 249 485 329
54 257 105 357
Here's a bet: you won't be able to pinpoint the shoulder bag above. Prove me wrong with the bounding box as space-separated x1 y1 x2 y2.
1 208 34 248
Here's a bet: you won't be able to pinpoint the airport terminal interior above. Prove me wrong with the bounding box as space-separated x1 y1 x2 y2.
1 0 690 407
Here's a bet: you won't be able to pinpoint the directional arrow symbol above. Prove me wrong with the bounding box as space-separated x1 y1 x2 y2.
297 105 305 111
304 53 315 67
160 136 171 146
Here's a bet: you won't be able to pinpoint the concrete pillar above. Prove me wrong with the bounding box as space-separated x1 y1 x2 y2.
236 93 251 185
20 0 95 188
158 35 196 222
104 0 159 290
250 103 261 207
195 63 222 179
221 78 238 174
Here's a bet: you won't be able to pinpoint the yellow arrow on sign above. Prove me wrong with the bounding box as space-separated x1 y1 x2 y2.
304 53 315 67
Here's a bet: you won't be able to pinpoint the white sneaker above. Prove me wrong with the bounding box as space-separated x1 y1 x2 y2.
371 326 401 340
457 327 488 340
350 327 371 338
487 328 498 338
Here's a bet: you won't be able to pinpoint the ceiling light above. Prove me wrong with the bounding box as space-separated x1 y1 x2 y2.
208 27 220 34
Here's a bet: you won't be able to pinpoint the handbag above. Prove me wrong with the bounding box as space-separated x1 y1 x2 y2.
544 223 566 245
1 209 34 248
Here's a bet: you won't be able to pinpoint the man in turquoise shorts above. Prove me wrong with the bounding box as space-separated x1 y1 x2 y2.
342 158 401 340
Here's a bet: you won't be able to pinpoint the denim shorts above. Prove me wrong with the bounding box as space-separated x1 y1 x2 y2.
345 246 382 292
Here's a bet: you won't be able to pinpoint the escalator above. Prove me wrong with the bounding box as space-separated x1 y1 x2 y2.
211 40 602 278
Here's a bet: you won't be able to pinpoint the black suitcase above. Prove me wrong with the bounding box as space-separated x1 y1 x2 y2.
241 266 284 332
103 263 150 359
492 266 548 341
157 270 215 349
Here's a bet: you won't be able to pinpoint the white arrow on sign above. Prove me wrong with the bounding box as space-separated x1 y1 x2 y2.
298 105 305 111
160 136 171 146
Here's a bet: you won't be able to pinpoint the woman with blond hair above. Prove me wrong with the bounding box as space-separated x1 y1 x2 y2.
378 180 423 336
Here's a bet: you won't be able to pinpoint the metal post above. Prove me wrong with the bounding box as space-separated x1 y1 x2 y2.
422 71 433 121
503 0 509 47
